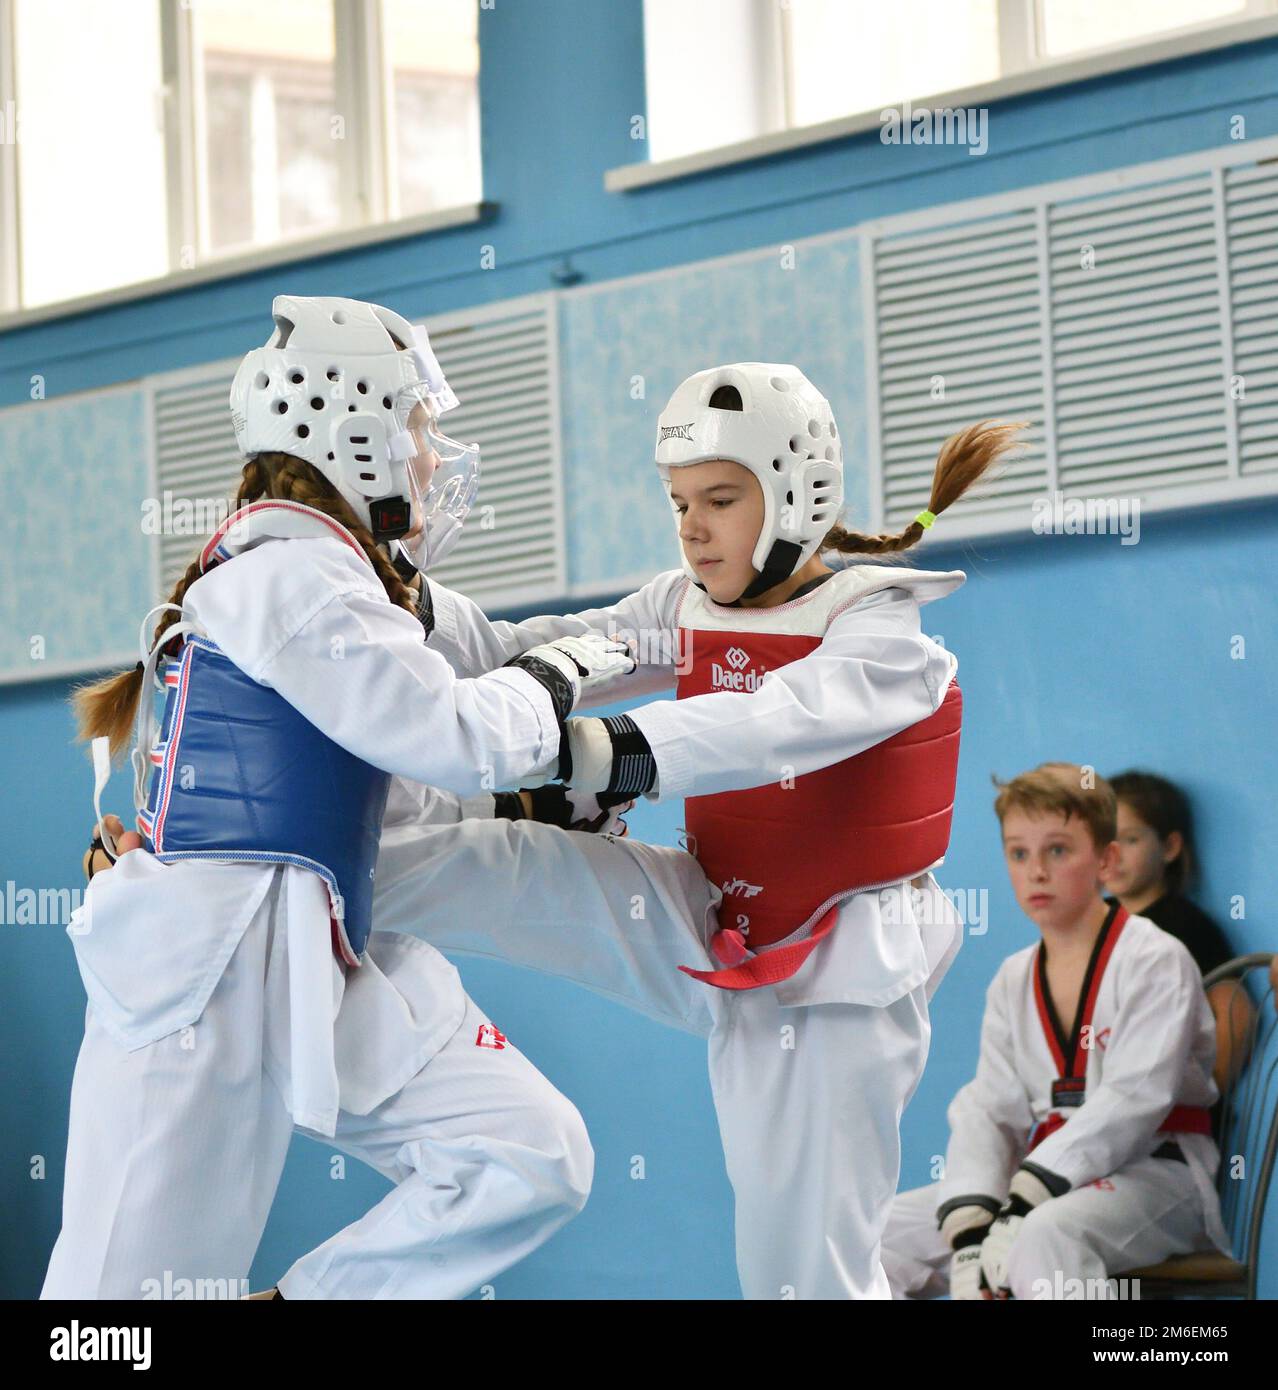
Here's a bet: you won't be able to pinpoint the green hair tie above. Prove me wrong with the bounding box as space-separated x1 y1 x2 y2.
914 509 936 530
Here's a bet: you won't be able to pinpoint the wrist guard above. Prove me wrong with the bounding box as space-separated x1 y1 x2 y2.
503 652 575 724
1013 1163 1069 1206
560 714 657 793
939 1201 997 1251
600 714 657 797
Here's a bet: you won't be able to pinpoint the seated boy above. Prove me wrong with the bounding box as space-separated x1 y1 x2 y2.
881 762 1230 1300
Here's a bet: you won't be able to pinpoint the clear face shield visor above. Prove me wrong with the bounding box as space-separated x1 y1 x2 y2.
394 383 480 572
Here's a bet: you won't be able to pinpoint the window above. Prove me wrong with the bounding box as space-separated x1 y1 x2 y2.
13 0 169 307
639 0 1275 167
0 0 482 316
384 0 481 219
1038 0 1249 58
196 0 343 255
784 1 1001 131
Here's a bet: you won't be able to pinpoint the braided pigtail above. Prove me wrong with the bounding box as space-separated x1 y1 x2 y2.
238 452 418 614
822 419 1029 561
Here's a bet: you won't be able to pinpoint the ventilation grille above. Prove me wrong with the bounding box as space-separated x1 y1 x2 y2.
1050 173 1228 495
419 298 565 603
151 369 241 592
1224 161 1278 479
874 209 1047 527
868 146 1278 531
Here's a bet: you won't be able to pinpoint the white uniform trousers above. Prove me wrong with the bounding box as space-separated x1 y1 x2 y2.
883 1156 1218 1300
41 895 592 1301
372 817 934 1299
708 985 930 1299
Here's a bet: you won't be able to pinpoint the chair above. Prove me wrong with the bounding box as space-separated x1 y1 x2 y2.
1123 952 1277 1300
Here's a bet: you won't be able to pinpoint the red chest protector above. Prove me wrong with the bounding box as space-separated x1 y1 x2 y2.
674 591 962 991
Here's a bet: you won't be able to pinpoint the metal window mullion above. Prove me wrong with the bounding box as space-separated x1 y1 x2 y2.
250 70 281 242
1209 164 1242 480
372 0 397 221
542 293 567 594
860 231 886 533
143 375 162 603
999 0 1038 72
751 0 787 136
1034 201 1060 492
333 0 385 229
160 0 200 269
0 0 19 310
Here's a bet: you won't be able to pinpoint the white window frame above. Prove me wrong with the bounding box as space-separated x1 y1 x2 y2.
0 0 19 311
611 0 1278 191
0 0 487 331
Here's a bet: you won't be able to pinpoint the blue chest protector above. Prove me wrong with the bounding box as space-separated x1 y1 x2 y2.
138 634 390 964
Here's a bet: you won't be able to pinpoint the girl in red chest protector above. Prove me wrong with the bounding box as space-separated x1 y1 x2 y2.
372 364 1026 1299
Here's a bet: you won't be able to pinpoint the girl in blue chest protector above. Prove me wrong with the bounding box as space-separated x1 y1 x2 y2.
42 294 636 1301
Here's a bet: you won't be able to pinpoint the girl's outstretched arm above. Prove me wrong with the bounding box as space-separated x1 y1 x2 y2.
422 570 686 706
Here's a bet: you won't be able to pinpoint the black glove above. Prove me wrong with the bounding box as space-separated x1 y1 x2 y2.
493 786 632 835
82 830 118 883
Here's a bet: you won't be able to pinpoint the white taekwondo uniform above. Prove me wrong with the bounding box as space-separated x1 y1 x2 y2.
370 563 969 1299
881 904 1230 1300
42 518 593 1301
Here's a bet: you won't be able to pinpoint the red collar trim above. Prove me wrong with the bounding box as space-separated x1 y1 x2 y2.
1033 903 1129 1078
200 500 371 573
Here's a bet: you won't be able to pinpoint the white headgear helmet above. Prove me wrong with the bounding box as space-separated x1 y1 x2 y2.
653 364 845 597
655 363 844 599
229 294 479 568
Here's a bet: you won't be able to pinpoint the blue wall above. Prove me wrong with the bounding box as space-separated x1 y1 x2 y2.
3 1 1277 1298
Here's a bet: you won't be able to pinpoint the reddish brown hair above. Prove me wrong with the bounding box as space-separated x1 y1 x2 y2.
992 761 1118 852
820 419 1028 561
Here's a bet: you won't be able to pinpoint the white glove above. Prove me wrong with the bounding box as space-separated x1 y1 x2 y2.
564 718 614 793
564 788 633 835
979 1168 1056 1299
940 1203 995 1301
510 633 636 713
561 714 657 798
949 1245 985 1301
